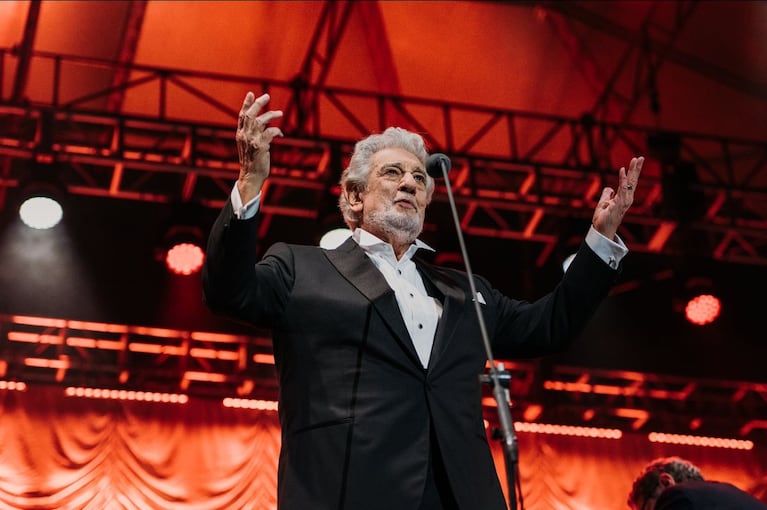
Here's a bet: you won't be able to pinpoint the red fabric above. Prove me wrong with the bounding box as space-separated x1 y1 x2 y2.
1 386 764 509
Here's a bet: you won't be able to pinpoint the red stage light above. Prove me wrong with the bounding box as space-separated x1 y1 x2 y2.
684 294 721 325
165 242 204 275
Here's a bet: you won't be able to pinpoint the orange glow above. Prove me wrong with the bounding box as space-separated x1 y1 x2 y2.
129 343 185 355
647 221 677 252
165 242 205 275
8 332 63 344
0 380 27 391
222 398 278 411
24 357 70 369
523 404 543 422
191 331 246 343
613 408 650 430
189 348 239 361
648 432 753 450
253 353 275 365
182 371 227 383
65 386 189 404
685 294 721 325
66 337 124 350
515 422 622 439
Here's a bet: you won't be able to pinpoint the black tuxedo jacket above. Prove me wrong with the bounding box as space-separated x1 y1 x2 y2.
656 480 767 510
203 201 618 510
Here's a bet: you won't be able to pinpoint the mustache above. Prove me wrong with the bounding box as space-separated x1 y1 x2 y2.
393 195 417 208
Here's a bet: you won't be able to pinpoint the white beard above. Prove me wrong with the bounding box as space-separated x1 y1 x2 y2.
366 207 423 246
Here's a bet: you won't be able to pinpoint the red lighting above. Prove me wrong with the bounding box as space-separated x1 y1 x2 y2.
685 294 721 325
165 242 204 275
648 432 752 450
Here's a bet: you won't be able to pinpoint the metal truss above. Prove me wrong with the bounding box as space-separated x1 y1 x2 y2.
1 313 764 442
1 49 765 267
0 314 278 400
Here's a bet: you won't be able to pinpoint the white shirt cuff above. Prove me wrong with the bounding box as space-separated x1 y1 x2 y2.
585 225 628 269
231 183 261 219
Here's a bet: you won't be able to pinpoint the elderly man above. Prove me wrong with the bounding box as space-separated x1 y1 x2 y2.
203 92 644 510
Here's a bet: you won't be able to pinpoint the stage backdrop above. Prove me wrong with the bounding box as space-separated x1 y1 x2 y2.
1 385 765 510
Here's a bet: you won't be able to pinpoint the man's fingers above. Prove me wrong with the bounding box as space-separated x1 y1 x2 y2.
263 126 284 141
258 110 284 125
630 156 645 180
239 91 255 115
245 93 271 117
599 187 614 207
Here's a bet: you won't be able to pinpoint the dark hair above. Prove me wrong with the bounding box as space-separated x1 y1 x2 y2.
628 456 704 506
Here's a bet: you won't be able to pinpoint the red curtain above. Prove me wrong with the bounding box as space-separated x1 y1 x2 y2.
1 386 764 509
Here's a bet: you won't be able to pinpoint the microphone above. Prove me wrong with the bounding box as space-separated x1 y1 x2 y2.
425 153 451 178
431 151 523 510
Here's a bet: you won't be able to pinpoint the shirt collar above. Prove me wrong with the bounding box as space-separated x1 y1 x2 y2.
352 228 435 263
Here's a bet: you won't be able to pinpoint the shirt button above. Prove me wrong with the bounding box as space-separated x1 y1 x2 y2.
418 324 423 329
409 293 414 298
397 269 402 275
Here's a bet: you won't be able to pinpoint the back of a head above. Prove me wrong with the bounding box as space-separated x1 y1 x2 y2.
628 456 705 507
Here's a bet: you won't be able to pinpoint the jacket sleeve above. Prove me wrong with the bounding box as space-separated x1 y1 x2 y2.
202 199 294 328
488 241 619 359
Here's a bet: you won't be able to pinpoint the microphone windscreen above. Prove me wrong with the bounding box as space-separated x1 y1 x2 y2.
425 153 451 178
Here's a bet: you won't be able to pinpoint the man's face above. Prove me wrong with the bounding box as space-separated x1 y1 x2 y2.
352 147 432 244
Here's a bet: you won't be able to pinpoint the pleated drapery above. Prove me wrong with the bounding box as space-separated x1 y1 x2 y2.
1 386 764 509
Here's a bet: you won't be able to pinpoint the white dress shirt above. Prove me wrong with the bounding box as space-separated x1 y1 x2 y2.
230 185 628 368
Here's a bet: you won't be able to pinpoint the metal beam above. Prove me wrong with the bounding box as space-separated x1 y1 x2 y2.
2 312 764 441
106 0 148 113
1 49 766 266
10 0 41 102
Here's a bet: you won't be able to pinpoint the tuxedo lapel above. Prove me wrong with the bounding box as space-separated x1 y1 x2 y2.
416 261 468 371
324 238 422 367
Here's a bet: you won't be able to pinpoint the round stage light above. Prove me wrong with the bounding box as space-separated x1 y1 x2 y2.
165 242 205 275
684 293 721 325
19 196 63 229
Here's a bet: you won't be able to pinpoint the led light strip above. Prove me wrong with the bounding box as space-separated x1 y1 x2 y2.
222 398 278 411
64 386 189 404
513 422 622 439
0 380 27 391
648 432 753 450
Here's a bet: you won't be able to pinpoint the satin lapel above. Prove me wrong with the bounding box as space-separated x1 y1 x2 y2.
416 261 468 371
324 238 421 367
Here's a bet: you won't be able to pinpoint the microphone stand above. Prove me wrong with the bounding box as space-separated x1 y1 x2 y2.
433 155 524 510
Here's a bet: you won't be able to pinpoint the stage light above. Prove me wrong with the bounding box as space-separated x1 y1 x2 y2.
166 240 204 275
156 203 209 275
648 432 753 450
160 224 205 276
17 161 67 230
685 293 721 325
678 276 721 326
19 196 63 229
